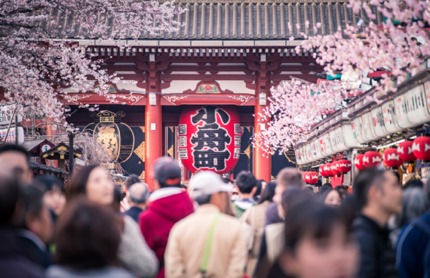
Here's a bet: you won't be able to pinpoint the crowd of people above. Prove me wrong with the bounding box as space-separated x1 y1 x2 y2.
0 143 430 278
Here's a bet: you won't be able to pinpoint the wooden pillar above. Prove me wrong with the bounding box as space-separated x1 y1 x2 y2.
253 54 272 182
145 54 162 190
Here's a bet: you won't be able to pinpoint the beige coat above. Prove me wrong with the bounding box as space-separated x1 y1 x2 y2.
240 201 271 276
165 204 248 278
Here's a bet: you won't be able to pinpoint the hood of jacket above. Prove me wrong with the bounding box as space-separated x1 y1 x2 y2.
147 188 194 223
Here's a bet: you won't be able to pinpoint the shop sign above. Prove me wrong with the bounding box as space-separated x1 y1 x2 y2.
0 127 24 144
381 100 402 133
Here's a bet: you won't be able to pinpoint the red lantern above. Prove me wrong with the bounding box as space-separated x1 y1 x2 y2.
335 159 352 174
302 172 309 183
397 141 415 162
363 151 383 168
354 154 364 170
320 164 332 178
412 136 430 161
304 171 318 185
383 148 403 168
330 162 341 176
178 106 241 174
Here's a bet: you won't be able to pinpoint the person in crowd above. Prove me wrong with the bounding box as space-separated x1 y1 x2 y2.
320 187 343 207
67 165 158 278
353 167 402 278
390 187 429 245
122 174 141 212
0 144 32 184
34 175 66 221
233 171 258 218
240 181 276 276
124 182 150 223
46 198 134 278
403 178 423 189
255 188 311 278
0 177 44 277
253 179 265 203
268 198 358 278
396 178 430 278
14 185 53 268
139 157 194 278
319 183 333 195
266 168 303 226
165 171 248 278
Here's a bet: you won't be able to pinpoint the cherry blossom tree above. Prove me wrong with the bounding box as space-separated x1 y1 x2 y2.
257 0 430 154
0 0 182 123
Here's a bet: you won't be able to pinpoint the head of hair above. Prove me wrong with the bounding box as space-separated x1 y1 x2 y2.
0 144 30 164
124 174 140 190
16 184 45 229
0 177 21 226
404 178 423 190
276 168 303 189
55 198 121 270
258 182 276 204
128 183 150 205
112 186 125 212
283 198 351 255
320 183 333 195
194 194 212 206
319 188 342 203
235 171 257 194
34 175 65 193
353 167 386 209
253 179 264 199
280 187 313 215
66 165 99 201
396 187 429 227
392 171 401 184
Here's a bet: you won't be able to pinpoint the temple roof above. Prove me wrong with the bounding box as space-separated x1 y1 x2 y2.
51 0 378 40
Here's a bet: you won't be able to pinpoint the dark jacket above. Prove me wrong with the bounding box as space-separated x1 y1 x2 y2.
124 206 143 223
0 229 44 278
265 203 283 226
139 188 194 278
396 211 430 278
15 229 52 268
353 214 397 278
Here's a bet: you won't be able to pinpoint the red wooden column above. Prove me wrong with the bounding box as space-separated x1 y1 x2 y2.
253 54 271 182
45 118 58 167
145 54 163 190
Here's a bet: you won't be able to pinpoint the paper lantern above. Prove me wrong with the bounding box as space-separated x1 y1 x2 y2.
354 154 364 170
412 136 430 161
178 106 241 174
304 171 318 185
330 162 341 176
320 164 332 178
335 159 352 174
397 141 415 162
383 148 403 168
363 151 383 168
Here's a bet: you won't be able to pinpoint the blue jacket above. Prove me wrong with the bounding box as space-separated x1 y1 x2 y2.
396 211 430 278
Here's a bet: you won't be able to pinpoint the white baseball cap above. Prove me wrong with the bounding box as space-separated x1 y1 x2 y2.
188 171 233 199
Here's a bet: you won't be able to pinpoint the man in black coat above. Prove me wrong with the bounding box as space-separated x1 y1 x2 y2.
353 167 403 278
124 182 150 222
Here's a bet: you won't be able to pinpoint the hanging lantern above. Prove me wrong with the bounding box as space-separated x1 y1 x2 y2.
383 148 403 168
302 172 309 183
320 164 332 178
354 154 364 170
363 151 383 168
304 171 318 185
397 141 415 162
330 162 341 176
412 136 430 161
335 159 352 174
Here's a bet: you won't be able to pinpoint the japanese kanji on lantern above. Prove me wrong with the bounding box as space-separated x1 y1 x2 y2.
354 154 364 170
363 151 383 168
397 140 415 162
178 106 241 174
383 148 403 168
413 136 430 161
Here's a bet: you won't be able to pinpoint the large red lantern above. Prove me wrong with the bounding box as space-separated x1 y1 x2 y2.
178 106 241 174
397 141 415 162
304 171 318 185
320 164 332 178
383 148 403 168
330 162 341 176
335 159 352 174
363 151 383 168
412 136 430 161
354 154 364 170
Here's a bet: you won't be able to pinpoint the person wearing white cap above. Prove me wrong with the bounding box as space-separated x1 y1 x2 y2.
165 171 248 278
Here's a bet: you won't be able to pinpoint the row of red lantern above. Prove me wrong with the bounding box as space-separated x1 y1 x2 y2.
319 159 352 178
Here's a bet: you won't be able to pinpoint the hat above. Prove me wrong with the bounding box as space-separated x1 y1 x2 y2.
154 157 181 186
188 171 233 199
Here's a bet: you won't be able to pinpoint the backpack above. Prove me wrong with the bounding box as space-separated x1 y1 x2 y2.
411 217 430 278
